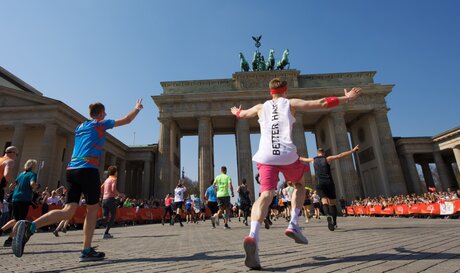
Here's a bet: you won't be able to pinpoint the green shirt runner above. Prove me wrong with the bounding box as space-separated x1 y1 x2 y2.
214 173 232 198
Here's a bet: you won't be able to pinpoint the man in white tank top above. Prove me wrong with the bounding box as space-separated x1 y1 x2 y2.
231 77 361 270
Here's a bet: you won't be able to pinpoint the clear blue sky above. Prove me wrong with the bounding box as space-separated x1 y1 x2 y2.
2 1 459 197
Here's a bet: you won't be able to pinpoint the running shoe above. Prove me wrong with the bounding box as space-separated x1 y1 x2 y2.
243 236 261 270
327 216 335 231
285 225 308 244
79 247 105 262
3 237 12 247
103 233 113 239
224 224 230 229
12 220 34 257
53 229 59 237
263 218 270 230
211 215 216 228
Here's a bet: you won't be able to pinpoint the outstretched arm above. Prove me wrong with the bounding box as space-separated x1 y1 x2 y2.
327 145 359 163
299 156 314 164
290 87 362 112
231 104 262 119
114 99 144 127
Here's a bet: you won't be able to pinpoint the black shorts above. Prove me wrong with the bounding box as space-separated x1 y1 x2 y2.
207 201 218 214
313 202 321 209
66 168 101 205
217 196 231 209
12 201 30 221
174 201 184 210
303 199 312 206
316 181 337 200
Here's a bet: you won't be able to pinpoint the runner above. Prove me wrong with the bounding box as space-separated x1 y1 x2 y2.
0 146 18 205
162 193 174 225
204 180 218 228
237 178 251 226
100 165 124 239
303 188 312 223
211 166 234 230
184 195 193 223
231 77 361 269
300 145 359 231
12 99 143 261
312 191 321 219
0 159 37 246
173 181 186 227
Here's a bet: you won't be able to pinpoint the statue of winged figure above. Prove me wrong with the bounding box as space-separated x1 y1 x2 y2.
252 35 262 49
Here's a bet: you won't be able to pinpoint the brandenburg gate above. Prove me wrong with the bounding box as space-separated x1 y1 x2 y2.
152 70 408 202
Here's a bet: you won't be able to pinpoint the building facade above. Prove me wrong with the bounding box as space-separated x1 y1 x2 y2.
0 66 156 199
1 66 458 201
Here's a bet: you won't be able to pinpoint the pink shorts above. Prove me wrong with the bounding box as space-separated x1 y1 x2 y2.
257 159 310 193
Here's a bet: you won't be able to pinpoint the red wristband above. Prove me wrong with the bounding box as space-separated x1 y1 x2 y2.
236 110 241 118
325 97 339 108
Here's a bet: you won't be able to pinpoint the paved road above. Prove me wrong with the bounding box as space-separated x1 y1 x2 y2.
0 216 459 273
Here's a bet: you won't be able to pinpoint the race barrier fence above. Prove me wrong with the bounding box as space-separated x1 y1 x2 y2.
25 205 212 225
346 200 460 216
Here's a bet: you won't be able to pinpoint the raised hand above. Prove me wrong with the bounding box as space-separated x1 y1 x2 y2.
344 87 362 101
135 99 144 111
352 145 360 152
231 105 242 116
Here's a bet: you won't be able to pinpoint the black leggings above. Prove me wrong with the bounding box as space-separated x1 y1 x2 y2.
163 206 173 220
102 197 117 234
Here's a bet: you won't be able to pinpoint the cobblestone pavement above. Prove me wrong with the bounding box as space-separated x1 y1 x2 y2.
0 216 459 273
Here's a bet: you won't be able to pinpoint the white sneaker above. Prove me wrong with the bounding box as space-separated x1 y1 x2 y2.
243 236 261 270
285 225 308 244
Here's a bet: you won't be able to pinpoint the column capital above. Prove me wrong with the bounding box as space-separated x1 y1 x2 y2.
373 106 389 114
198 116 211 122
158 117 173 125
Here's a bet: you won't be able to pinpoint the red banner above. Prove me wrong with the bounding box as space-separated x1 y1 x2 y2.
394 204 409 215
346 207 355 215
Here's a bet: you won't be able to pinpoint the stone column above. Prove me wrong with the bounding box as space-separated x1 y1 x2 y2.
155 118 171 199
198 117 213 200
404 153 423 194
331 111 361 201
374 107 407 195
420 162 435 190
142 160 151 199
60 134 74 185
38 124 58 189
292 113 313 188
169 120 180 190
366 114 391 196
119 159 127 193
11 123 26 176
235 118 254 201
434 152 451 191
453 147 460 188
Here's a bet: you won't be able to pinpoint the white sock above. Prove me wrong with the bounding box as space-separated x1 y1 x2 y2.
289 208 301 228
249 221 260 244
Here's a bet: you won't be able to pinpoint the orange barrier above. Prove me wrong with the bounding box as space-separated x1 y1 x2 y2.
26 206 43 221
347 200 460 216
394 204 409 215
116 208 137 222
72 206 87 224
346 207 355 215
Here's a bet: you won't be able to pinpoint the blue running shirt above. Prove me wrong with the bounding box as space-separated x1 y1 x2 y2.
67 119 115 169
